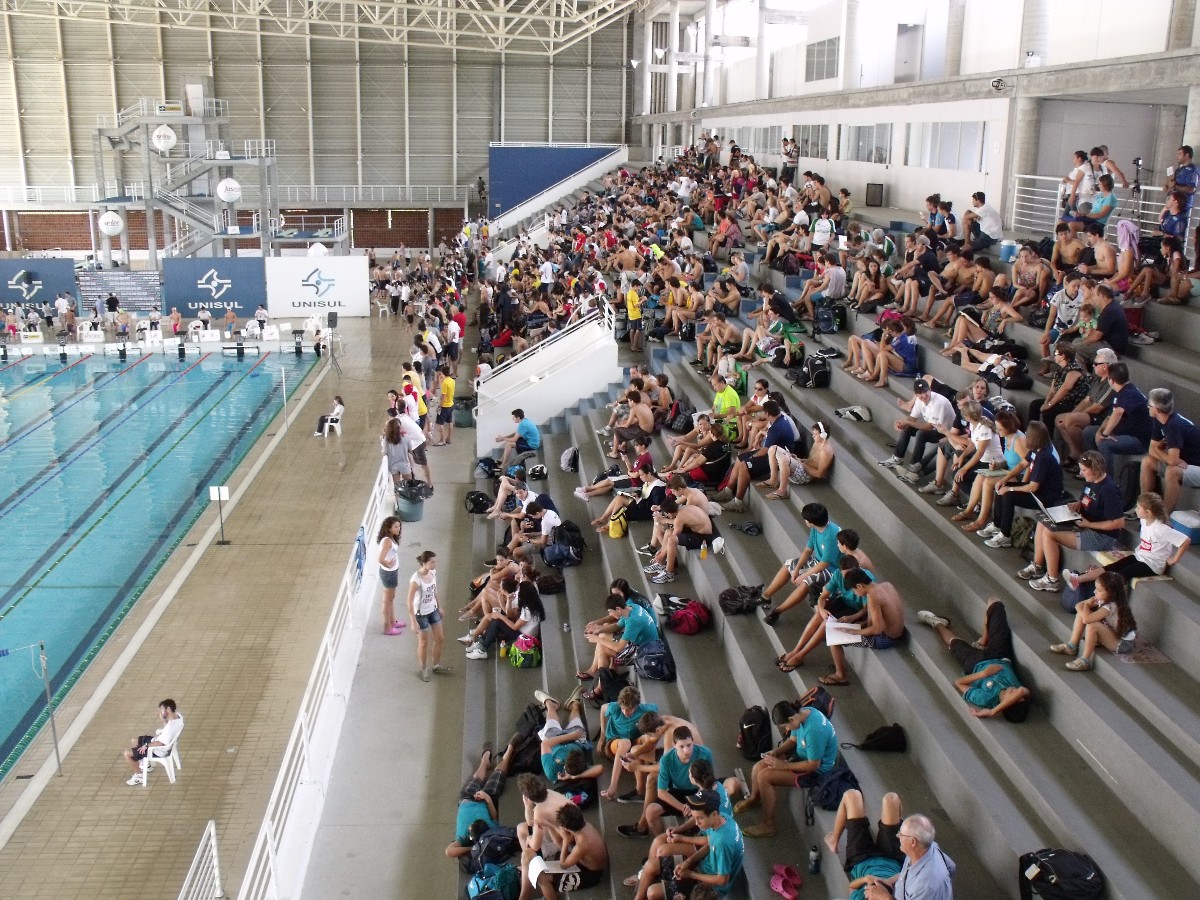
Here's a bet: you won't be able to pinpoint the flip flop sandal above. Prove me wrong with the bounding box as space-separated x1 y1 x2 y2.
819 674 850 686
769 874 799 900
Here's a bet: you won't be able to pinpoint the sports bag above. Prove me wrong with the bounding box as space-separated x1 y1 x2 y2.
634 639 677 682
718 585 762 615
841 723 907 753
608 507 628 539
668 397 696 433
508 634 542 669
475 457 500 479
792 355 831 389
553 521 588 554
467 861 520 900
535 570 565 594
465 490 491 514
808 762 860 811
666 599 711 635
799 684 836 720
596 667 630 703
542 542 581 569
464 826 520 875
737 705 773 760
560 446 579 472
814 306 838 334
1017 848 1105 900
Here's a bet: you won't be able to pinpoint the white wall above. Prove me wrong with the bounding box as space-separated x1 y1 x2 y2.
474 320 623 457
1033 101 1159 178
960 1 1023 74
701 96 1009 213
1048 0 1170 66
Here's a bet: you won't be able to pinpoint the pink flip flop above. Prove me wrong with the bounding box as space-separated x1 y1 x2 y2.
392 620 408 629
384 626 404 636
769 873 799 900
772 864 802 884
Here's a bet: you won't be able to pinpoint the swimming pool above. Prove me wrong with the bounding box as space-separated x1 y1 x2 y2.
0 347 317 777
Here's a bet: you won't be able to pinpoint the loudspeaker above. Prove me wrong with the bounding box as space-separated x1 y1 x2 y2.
865 183 885 207
326 311 338 329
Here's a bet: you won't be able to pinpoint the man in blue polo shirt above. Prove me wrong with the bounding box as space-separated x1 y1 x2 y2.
720 399 800 511
734 704 837 837
1142 387 1200 515
1165 145 1198 214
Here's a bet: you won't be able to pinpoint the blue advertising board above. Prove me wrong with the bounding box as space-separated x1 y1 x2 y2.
162 257 266 318
0 259 78 310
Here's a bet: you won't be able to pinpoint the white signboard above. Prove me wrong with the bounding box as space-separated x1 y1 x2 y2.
265 257 370 319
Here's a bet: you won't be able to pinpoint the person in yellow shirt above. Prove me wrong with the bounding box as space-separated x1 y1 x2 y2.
626 282 644 353
402 367 429 432
433 364 456 446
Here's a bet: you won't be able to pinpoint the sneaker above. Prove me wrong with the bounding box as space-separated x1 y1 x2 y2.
710 489 735 503
615 790 642 804
595 427 611 436
1130 332 1155 345
918 481 944 494
643 561 665 574
1049 642 1078 656
534 689 558 708
1063 569 1080 590
878 455 903 468
564 684 584 707
977 523 1000 539
1016 563 1044 580
984 533 1012 548
420 668 432 682
711 536 726 555
636 543 655 556
916 610 950 629
1029 574 1061 592
617 824 650 839
431 664 454 675
651 570 676 583
126 775 145 786
574 487 588 499
723 498 745 513
465 644 488 660
896 468 923 484
313 431 322 437
457 633 475 644
1065 656 1094 671
935 489 958 506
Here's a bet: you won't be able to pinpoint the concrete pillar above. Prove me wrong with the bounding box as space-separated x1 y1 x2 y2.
143 128 158 271
642 18 653 116
703 0 717 107
1168 0 1197 50
1019 0 1050 65
1154 105 1187 186
1006 95 1042 219
667 0 680 113
945 0 965 77
840 0 861 90
118 210 130 266
756 0 770 99
1184 85 1200 150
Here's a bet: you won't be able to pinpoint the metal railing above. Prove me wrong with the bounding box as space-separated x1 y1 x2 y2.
97 97 229 128
102 180 146 200
1009 173 1186 252
156 188 219 230
490 145 627 241
269 213 346 238
177 819 224 900
479 296 613 387
0 182 470 208
0 184 101 204
234 461 392 900
242 140 276 159
270 184 470 205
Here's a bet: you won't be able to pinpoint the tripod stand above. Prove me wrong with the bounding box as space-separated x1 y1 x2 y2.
324 331 343 376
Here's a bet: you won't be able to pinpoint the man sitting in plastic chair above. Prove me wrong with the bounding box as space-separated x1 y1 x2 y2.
123 698 184 786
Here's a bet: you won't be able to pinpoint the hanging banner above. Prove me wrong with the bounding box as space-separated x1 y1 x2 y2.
264 257 370 318
0 259 78 309
162 257 265 318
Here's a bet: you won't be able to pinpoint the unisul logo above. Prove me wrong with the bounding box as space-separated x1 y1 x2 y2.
197 268 232 300
302 268 335 297
7 269 43 300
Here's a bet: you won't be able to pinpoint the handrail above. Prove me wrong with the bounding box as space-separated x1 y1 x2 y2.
156 188 219 230
479 299 612 387
491 145 626 239
177 819 225 900
233 460 392 900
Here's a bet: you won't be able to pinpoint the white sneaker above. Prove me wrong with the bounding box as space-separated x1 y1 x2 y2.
1063 569 1080 590
534 690 558 707
977 523 1000 539
457 633 475 644
916 610 949 629
1016 564 1044 580
985 533 1012 548
918 481 944 494
595 427 611 436
465 644 488 660
643 562 665 574
574 487 588 499
935 489 959 506
126 775 144 786
878 455 902 468
1029 574 1062 592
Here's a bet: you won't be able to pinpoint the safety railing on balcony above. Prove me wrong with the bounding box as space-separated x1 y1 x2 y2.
156 188 219 231
478 294 613 387
177 819 224 900
269 184 471 205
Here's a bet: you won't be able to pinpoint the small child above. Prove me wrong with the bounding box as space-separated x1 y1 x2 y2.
1069 302 1098 341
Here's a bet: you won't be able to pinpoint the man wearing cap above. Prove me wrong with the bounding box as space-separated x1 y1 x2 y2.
881 379 956 482
644 789 744 899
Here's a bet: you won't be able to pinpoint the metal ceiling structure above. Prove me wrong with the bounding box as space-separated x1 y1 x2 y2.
0 0 647 56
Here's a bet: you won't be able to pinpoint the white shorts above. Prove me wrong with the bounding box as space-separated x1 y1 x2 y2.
1181 464 1200 488
537 716 585 742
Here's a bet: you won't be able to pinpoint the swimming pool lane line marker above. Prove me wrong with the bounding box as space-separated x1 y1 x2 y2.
5 354 94 401
0 354 32 373
0 356 330 853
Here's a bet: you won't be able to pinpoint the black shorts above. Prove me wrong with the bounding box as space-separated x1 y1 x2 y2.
950 601 1014 673
628 318 643 332
436 407 453 425
745 454 771 480
447 342 460 361
131 735 154 761
677 526 718 550
823 596 859 619
844 817 903 871
411 445 429 467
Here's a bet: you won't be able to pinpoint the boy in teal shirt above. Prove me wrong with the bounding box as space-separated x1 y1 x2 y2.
764 502 842 625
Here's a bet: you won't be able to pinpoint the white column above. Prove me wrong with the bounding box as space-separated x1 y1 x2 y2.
1183 84 1200 150
1019 0 1050 64
944 0 966 77
703 0 717 106
756 0 770 99
1168 0 1196 50
667 0 680 113
642 17 654 116
840 0 861 90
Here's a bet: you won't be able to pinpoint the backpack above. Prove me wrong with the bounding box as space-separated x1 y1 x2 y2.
842 723 908 753
506 463 526 479
1118 461 1140 510
1011 515 1038 561
467 861 520 900
668 397 696 433
527 464 548 480
465 490 491 514
553 521 587 554
792 355 831 389
808 762 860 811
475 457 500 479
508 634 542 669
666 599 711 635
719 585 762 615
542 542 582 568
535 570 565 594
464 826 520 875
679 320 696 341
596 667 630 704
799 684 836 720
560 446 579 472
608 508 628 539
1017 848 1106 900
508 702 547 773
634 639 677 682
737 706 774 760
814 306 838 334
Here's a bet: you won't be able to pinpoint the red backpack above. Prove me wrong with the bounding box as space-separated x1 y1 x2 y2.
667 599 712 635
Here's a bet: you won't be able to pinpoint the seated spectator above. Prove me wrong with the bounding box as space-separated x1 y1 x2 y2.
821 569 908 686
1050 571 1138 672
660 416 723 476
1019 451 1125 589
510 501 563 561
462 580 544 660
1082 361 1151 479
588 464 666 531
929 400 1002 509
609 389 656 459
760 419 835 499
776 555 870 672
707 210 743 255
915 600 1032 722
822 790 906 900
444 742 516 860
1064 491 1190 589
460 559 519 624
617 725 714 838
762 502 842 626
794 252 848 320
516 775 573 897
956 410 1025 532
962 191 1004 252
1049 222 1085 283
576 437 652 501
883 379 957 482
533 691 601 784
715 400 800 511
847 255 890 312
863 814 955 900
595 686 658 800
692 311 743 371
578 593 657 686
523 802 609 899
1103 219 1139 299
1055 348 1118 468
1139 388 1200 515
122 699 184 786
733 703 838 838
1131 235 1187 303
922 250 995 328
978 421 1064 546
613 711 706 805
1032 343 1090 431
1006 243 1051 311
496 407 542 469
642 496 721 584
1063 175 1117 235
939 288 1021 359
638 789 744 900
859 318 918 389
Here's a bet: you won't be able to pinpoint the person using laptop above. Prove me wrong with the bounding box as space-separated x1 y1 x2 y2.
1020 451 1126 591
979 422 1065 548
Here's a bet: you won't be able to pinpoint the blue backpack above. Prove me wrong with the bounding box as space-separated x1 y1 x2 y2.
467 862 520 900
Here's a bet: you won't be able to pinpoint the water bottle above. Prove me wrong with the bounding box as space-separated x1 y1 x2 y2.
562 621 571 633
807 844 820 875
499 640 508 658
700 540 709 560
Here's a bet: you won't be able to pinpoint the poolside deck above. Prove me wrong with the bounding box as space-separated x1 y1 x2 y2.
0 315 467 899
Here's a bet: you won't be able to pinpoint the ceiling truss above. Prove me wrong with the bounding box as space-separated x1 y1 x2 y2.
0 0 646 55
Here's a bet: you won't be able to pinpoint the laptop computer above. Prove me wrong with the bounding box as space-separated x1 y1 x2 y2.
1032 495 1081 527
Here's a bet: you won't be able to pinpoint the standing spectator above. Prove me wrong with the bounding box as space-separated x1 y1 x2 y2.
407 550 452 682
104 291 120 329
432 364 455 446
1165 144 1198 216
377 516 406 635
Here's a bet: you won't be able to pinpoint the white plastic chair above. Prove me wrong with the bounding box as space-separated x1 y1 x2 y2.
323 415 342 436
375 298 391 318
141 733 184 786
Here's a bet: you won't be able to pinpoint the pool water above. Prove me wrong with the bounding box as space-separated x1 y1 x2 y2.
0 348 316 777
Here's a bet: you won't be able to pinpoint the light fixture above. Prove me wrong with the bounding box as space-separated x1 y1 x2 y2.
654 47 666 60
630 58 640 69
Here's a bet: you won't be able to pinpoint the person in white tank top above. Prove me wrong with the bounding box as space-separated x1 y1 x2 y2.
377 517 405 636
407 550 451 682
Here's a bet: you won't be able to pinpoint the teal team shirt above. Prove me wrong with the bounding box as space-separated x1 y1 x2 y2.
455 799 496 845
657 744 714 791
807 522 843 565
963 659 1021 711
791 709 838 775
621 603 659 645
699 816 746 894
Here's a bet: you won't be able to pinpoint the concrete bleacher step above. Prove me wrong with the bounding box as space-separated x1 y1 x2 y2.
664 344 1200 897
